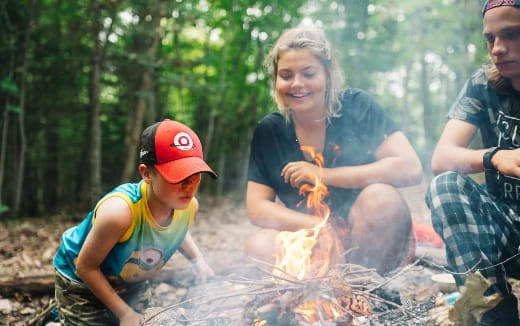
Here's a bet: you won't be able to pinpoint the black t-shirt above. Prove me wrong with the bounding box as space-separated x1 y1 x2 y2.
247 88 399 219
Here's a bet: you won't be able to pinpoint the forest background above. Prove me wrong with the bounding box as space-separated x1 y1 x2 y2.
1 0 488 219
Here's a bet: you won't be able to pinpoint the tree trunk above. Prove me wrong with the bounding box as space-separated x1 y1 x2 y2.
87 0 102 206
0 56 13 213
11 0 37 218
121 0 164 182
401 65 411 134
420 54 433 173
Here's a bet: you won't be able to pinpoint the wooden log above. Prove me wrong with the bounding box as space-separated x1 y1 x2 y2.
0 266 198 297
0 271 54 295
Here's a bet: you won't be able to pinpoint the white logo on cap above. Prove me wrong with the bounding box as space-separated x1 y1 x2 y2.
139 149 149 158
173 132 193 150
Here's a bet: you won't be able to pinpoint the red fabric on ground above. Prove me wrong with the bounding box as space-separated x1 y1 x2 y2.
412 222 444 248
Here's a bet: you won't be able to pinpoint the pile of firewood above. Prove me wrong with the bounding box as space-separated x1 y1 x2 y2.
141 261 445 325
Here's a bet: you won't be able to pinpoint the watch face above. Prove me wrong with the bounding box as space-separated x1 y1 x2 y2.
497 111 520 148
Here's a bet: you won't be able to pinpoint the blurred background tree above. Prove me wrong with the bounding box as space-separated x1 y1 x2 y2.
0 0 487 218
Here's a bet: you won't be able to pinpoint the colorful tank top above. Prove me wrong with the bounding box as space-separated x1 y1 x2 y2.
53 180 195 291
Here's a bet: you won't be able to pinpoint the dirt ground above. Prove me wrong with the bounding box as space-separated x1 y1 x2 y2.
0 181 476 325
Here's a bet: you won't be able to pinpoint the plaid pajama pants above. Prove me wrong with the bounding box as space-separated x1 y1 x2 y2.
425 171 520 295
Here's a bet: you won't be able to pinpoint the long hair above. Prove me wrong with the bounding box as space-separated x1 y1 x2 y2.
265 26 345 122
487 64 513 93
486 60 520 116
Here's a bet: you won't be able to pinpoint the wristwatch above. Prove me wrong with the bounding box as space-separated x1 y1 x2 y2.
483 146 501 170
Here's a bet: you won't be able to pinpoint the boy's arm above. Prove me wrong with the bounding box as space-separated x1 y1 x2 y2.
179 231 215 282
75 197 142 326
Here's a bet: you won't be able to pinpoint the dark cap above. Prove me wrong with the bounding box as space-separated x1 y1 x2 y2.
139 119 217 183
482 0 520 16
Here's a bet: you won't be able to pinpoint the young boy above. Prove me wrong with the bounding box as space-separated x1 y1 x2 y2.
53 119 217 325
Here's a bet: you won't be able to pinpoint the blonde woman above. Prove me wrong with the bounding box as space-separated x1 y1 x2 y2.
245 26 422 275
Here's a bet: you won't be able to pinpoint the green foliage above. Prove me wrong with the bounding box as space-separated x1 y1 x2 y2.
6 104 22 113
0 0 490 216
0 205 9 216
0 78 19 96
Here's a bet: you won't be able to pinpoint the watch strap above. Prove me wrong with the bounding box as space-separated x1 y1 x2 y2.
483 146 501 170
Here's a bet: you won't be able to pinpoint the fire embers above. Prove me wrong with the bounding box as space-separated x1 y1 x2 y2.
244 264 388 325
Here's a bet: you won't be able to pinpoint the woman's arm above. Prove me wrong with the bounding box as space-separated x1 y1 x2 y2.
246 181 322 231
281 131 423 189
75 197 142 326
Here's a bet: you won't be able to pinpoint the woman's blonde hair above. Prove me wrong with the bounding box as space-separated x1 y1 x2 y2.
265 26 345 122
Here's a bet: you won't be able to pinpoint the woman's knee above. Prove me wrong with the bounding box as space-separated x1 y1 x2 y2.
354 183 410 225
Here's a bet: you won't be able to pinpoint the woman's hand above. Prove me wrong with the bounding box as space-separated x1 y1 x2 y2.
281 161 319 188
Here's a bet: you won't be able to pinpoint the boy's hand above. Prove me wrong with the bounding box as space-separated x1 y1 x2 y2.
193 258 215 283
492 148 520 178
119 308 144 326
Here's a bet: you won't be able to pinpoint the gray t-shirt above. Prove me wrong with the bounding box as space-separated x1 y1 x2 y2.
449 66 520 148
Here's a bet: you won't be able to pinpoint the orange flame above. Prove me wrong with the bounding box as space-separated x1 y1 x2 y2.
294 298 344 322
266 146 350 324
274 146 332 280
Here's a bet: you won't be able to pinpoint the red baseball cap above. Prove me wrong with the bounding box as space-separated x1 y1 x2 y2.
139 119 217 183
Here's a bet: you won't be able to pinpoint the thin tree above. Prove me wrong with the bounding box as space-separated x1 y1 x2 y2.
87 0 103 205
11 0 37 218
121 0 164 182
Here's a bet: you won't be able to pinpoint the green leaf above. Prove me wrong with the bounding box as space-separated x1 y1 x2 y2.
0 205 9 215
449 272 503 325
7 104 22 114
0 78 19 96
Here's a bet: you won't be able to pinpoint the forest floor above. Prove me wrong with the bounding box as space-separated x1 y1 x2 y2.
0 181 518 325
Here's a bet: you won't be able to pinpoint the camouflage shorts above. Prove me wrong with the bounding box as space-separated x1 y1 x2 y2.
54 269 151 325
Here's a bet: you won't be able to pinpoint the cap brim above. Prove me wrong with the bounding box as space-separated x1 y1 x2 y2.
154 157 217 184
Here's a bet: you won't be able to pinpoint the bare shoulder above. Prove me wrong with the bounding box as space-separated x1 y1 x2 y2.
94 196 133 233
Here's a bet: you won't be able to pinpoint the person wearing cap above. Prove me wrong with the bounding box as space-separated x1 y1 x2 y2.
52 119 217 325
245 26 423 276
425 1 520 324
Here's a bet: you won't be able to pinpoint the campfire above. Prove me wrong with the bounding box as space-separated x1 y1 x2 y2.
141 146 443 326
248 146 374 325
